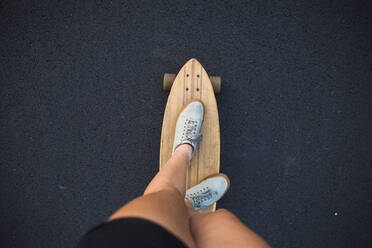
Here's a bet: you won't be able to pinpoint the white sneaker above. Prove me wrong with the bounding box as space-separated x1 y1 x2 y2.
172 101 204 156
185 173 230 211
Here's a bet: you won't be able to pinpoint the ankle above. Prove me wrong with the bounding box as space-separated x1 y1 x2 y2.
174 144 193 161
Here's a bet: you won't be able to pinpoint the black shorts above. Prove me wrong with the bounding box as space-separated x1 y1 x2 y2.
77 218 187 248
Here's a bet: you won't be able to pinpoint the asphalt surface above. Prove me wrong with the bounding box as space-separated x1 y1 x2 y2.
1 1 371 247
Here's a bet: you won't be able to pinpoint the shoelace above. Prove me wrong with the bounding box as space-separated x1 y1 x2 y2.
182 119 203 143
186 187 218 209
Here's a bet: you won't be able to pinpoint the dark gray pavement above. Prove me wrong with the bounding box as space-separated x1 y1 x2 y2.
1 1 371 247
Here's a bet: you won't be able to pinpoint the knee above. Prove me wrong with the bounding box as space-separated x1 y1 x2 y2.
144 180 184 197
215 208 234 216
153 185 184 200
214 208 240 221
184 198 194 209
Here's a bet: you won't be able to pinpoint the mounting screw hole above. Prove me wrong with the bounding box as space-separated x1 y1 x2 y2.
196 88 200 91
186 88 189 91
186 74 189 77
197 74 200 77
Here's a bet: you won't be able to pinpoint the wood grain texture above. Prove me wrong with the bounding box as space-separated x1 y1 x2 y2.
160 58 220 213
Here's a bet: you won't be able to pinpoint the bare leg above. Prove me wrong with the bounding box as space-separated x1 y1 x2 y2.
108 142 270 248
186 203 271 248
108 144 195 247
109 144 270 248
143 144 191 196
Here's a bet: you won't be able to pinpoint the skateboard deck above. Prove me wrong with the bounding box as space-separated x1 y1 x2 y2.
160 58 220 213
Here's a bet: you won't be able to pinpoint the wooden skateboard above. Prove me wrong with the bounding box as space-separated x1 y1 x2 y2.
160 58 221 213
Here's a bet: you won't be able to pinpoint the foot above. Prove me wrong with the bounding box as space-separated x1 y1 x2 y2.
172 101 204 158
185 173 230 211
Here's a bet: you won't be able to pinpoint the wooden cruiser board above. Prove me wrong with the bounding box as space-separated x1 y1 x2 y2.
160 58 220 213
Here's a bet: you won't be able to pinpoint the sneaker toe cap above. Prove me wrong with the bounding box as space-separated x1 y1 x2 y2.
184 101 204 118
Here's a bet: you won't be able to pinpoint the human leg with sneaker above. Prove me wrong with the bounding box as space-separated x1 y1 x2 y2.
78 101 270 248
